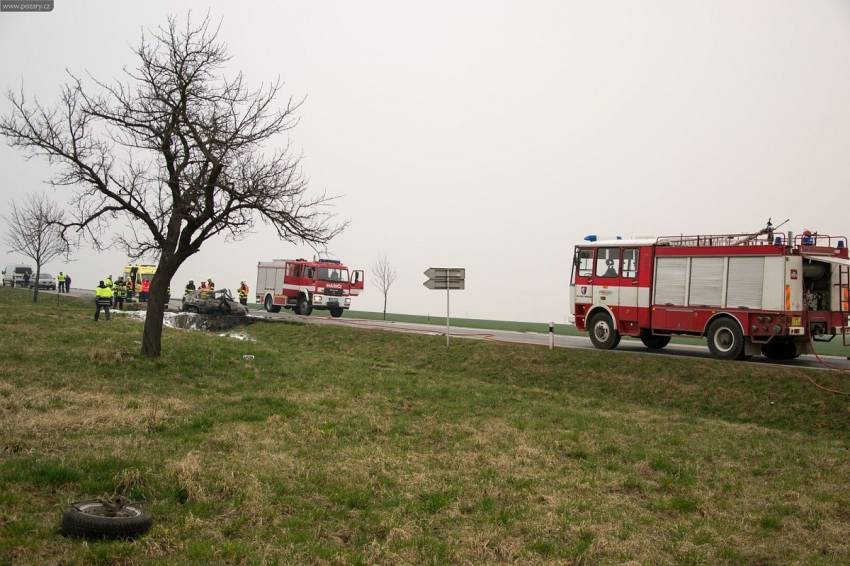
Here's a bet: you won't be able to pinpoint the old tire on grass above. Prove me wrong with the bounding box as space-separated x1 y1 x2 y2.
61 501 152 540
706 318 745 360
640 332 671 350
588 311 620 350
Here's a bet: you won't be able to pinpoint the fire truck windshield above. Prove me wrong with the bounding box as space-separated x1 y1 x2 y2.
318 267 349 282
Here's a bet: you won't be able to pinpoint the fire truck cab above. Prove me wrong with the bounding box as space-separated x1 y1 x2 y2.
256 258 364 317
570 230 850 360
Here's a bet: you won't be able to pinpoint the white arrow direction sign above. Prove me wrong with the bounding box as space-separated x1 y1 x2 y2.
423 267 466 346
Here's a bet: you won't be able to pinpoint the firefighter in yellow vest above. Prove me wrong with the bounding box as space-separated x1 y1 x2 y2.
94 281 113 321
57 272 66 293
237 281 249 305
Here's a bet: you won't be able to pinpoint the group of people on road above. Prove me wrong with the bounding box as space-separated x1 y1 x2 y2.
95 273 248 321
184 278 249 305
93 274 171 321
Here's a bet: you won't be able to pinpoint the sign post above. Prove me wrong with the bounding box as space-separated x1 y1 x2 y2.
423 267 465 347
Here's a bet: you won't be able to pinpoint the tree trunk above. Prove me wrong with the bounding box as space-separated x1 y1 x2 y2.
141 256 181 358
32 265 41 303
383 293 387 321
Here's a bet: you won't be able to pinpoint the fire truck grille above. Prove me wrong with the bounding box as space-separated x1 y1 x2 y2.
324 288 343 296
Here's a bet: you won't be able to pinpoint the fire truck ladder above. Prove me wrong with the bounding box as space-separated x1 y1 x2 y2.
840 264 850 347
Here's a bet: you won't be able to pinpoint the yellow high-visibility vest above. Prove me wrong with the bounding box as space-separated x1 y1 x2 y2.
95 286 113 299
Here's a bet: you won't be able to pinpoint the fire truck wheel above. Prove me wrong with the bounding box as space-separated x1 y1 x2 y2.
640 332 671 350
706 318 745 360
761 340 799 360
296 296 313 316
330 306 344 318
588 312 620 350
264 295 281 313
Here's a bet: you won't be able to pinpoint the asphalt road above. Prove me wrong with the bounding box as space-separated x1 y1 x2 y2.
61 287 850 371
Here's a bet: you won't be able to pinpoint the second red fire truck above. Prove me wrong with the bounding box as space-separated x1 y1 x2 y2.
256 258 364 317
570 227 849 360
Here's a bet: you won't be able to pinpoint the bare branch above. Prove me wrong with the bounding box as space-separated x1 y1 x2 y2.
371 255 398 320
0 13 346 356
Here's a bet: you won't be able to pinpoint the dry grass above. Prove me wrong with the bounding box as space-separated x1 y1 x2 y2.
1 288 850 564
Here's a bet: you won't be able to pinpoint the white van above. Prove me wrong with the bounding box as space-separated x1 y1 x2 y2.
1 264 34 287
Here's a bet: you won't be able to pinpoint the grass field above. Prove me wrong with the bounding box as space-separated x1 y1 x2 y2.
2 287 850 564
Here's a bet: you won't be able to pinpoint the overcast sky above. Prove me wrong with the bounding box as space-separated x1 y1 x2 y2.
2 0 850 322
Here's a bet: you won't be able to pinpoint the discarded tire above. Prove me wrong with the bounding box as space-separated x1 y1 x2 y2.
61 499 152 540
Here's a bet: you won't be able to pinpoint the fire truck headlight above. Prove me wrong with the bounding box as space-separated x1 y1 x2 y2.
313 295 322 303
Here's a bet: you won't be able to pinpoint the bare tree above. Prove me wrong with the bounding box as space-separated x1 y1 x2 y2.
3 193 69 303
371 255 398 320
1 15 344 357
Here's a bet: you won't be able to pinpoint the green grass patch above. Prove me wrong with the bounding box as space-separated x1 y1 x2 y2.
1 287 849 563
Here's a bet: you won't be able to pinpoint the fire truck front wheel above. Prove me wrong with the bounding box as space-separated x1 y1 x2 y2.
588 312 620 350
706 318 745 360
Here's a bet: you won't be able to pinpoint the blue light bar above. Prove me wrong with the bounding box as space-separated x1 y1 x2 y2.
584 234 597 242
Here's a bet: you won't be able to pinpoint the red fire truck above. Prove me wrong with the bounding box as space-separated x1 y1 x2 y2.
256 258 364 317
570 228 850 360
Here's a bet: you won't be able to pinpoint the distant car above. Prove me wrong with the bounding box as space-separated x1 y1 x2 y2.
29 272 56 290
1 264 33 287
181 289 248 316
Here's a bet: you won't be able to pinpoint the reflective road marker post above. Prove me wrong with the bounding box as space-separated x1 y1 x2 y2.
423 268 466 347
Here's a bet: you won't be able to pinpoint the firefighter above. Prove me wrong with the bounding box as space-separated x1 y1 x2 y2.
64 273 71 293
199 281 209 299
207 278 215 292
57 272 66 293
237 281 249 306
140 279 151 302
185 280 196 296
94 280 113 321
113 278 126 310
105 274 114 290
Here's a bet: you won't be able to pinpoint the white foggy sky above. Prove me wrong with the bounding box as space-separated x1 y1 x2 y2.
2 0 850 322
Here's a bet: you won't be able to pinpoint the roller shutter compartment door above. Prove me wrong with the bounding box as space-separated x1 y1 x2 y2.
726 257 764 309
689 257 724 307
654 258 688 306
